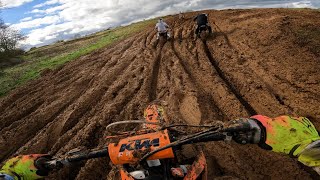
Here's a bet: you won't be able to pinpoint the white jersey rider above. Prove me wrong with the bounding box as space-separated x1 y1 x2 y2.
155 18 170 39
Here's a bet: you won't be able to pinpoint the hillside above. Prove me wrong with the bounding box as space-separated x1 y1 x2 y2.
1 8 320 179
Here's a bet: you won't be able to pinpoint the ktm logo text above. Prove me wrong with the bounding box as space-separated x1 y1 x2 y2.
119 138 160 152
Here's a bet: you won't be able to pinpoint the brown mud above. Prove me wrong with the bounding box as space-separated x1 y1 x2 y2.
1 9 320 179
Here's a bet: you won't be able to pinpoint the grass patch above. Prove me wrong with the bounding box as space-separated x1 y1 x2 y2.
0 19 156 97
294 24 320 56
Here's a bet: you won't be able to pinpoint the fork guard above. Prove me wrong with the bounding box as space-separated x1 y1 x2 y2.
184 150 207 180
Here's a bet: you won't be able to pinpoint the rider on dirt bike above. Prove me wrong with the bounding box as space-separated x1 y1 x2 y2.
155 18 170 40
193 13 213 38
1 115 320 179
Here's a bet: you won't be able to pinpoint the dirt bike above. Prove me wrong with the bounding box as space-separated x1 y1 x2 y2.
40 102 255 179
196 25 212 40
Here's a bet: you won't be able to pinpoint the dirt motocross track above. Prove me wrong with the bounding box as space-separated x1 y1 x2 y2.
1 9 320 179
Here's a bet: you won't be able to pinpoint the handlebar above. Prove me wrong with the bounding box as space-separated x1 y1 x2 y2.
139 120 254 162
44 149 108 170
42 119 256 169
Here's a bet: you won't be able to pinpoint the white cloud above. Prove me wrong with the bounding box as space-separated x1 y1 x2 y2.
13 0 320 49
30 4 67 14
20 17 33 22
30 9 46 14
2 0 34 8
12 15 60 29
290 0 313 8
44 34 58 40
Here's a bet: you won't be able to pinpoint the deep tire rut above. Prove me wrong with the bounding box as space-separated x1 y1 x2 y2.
202 40 257 115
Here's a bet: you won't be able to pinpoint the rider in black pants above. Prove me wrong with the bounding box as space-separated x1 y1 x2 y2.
194 13 212 38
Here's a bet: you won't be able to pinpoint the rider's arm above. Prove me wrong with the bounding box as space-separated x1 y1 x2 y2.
193 15 197 21
164 22 169 28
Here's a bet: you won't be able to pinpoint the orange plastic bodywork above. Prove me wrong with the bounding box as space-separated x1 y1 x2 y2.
119 169 134 180
107 102 208 179
184 151 207 180
108 129 174 165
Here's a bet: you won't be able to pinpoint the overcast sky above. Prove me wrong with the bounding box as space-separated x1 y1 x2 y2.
1 0 320 49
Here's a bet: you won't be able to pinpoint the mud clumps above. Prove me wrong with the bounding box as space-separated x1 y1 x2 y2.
1 8 320 179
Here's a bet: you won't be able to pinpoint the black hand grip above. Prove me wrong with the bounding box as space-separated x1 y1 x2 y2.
183 133 226 145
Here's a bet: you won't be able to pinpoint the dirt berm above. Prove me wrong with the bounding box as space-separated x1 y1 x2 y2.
1 8 320 179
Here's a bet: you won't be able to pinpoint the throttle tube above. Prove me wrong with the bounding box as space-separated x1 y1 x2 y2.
44 149 109 170
182 133 226 145
66 149 108 163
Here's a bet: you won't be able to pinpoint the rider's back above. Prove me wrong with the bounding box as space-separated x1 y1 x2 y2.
155 21 168 32
195 14 208 25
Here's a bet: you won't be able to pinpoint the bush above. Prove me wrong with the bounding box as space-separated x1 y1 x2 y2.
0 48 25 62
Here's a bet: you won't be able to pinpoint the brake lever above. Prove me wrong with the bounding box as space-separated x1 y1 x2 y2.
43 148 87 170
224 132 233 143
43 158 68 170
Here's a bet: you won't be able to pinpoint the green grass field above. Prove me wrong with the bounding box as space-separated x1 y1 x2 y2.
294 24 320 56
0 19 155 97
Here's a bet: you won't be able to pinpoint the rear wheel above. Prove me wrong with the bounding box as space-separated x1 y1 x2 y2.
198 26 213 41
159 32 169 42
199 29 209 40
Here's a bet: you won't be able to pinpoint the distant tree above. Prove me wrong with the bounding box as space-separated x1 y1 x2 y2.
0 21 25 51
0 2 26 62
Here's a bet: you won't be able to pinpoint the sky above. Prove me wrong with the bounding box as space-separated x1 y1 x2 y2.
1 0 320 49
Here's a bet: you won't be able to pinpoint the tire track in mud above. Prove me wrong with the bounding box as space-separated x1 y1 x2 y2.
31 43 145 152
170 22 228 122
210 20 316 118
0 85 88 161
0 75 86 129
167 21 250 179
171 20 249 121
201 40 257 115
67 35 147 123
148 39 166 102
0 98 44 129
211 21 292 114
95 35 152 120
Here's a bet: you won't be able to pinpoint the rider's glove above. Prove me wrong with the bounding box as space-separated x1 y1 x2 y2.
251 115 320 168
0 154 52 179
